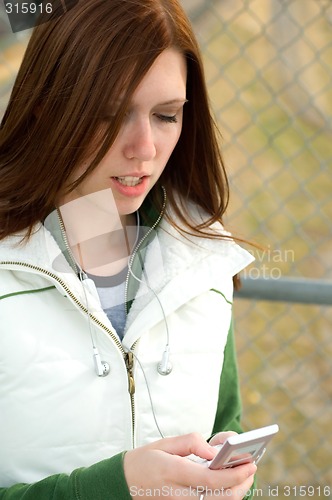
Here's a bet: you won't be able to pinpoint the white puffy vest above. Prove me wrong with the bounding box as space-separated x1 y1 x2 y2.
0 216 253 486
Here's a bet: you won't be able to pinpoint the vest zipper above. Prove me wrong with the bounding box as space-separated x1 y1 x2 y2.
123 187 166 446
125 351 135 396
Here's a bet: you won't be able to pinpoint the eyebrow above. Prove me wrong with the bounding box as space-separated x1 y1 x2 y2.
106 98 188 115
157 99 188 106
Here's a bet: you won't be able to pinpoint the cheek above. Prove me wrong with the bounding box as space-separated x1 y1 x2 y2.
73 161 106 194
161 126 183 158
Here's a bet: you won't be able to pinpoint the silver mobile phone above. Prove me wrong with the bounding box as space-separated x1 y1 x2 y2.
209 424 279 470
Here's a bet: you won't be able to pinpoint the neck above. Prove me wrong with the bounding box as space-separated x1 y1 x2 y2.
74 216 138 277
57 190 138 276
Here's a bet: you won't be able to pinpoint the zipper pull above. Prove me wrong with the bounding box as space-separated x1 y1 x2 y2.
125 351 135 396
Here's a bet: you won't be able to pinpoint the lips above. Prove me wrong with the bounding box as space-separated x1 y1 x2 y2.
110 174 150 197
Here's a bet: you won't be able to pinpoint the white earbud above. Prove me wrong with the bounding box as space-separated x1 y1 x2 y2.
93 346 110 377
157 345 172 376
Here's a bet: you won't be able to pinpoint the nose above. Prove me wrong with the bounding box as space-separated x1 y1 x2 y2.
123 118 157 162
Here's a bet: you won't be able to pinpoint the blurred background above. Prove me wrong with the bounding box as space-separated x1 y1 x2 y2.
1 0 331 497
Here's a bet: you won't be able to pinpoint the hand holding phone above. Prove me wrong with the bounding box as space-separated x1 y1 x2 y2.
208 424 279 470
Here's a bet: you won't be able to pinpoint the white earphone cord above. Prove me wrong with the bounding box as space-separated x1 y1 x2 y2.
127 249 172 375
130 351 165 439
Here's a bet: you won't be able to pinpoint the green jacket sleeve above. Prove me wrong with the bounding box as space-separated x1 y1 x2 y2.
211 319 256 500
0 452 131 500
211 318 243 436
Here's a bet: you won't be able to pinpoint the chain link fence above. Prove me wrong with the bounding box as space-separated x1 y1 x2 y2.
1 1 332 497
181 0 332 496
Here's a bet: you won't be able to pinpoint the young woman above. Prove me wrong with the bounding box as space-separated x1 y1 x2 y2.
0 1 256 498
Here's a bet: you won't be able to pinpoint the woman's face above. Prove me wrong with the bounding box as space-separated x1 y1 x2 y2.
62 48 187 218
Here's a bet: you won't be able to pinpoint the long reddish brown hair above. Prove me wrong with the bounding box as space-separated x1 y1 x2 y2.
0 0 229 243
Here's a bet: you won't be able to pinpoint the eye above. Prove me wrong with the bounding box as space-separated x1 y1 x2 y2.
155 114 178 124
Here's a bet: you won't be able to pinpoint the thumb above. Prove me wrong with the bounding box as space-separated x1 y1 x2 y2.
209 431 237 447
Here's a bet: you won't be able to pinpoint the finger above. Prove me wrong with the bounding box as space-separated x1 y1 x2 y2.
180 461 257 491
188 472 255 499
147 433 216 461
223 473 256 499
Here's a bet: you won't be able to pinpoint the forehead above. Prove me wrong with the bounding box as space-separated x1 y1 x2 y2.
130 48 187 105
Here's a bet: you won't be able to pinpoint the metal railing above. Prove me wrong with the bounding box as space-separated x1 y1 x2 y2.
235 277 332 306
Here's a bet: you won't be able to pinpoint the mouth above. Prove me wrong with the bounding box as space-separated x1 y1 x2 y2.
113 176 144 187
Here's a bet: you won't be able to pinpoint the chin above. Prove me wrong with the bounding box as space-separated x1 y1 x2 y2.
116 198 146 218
